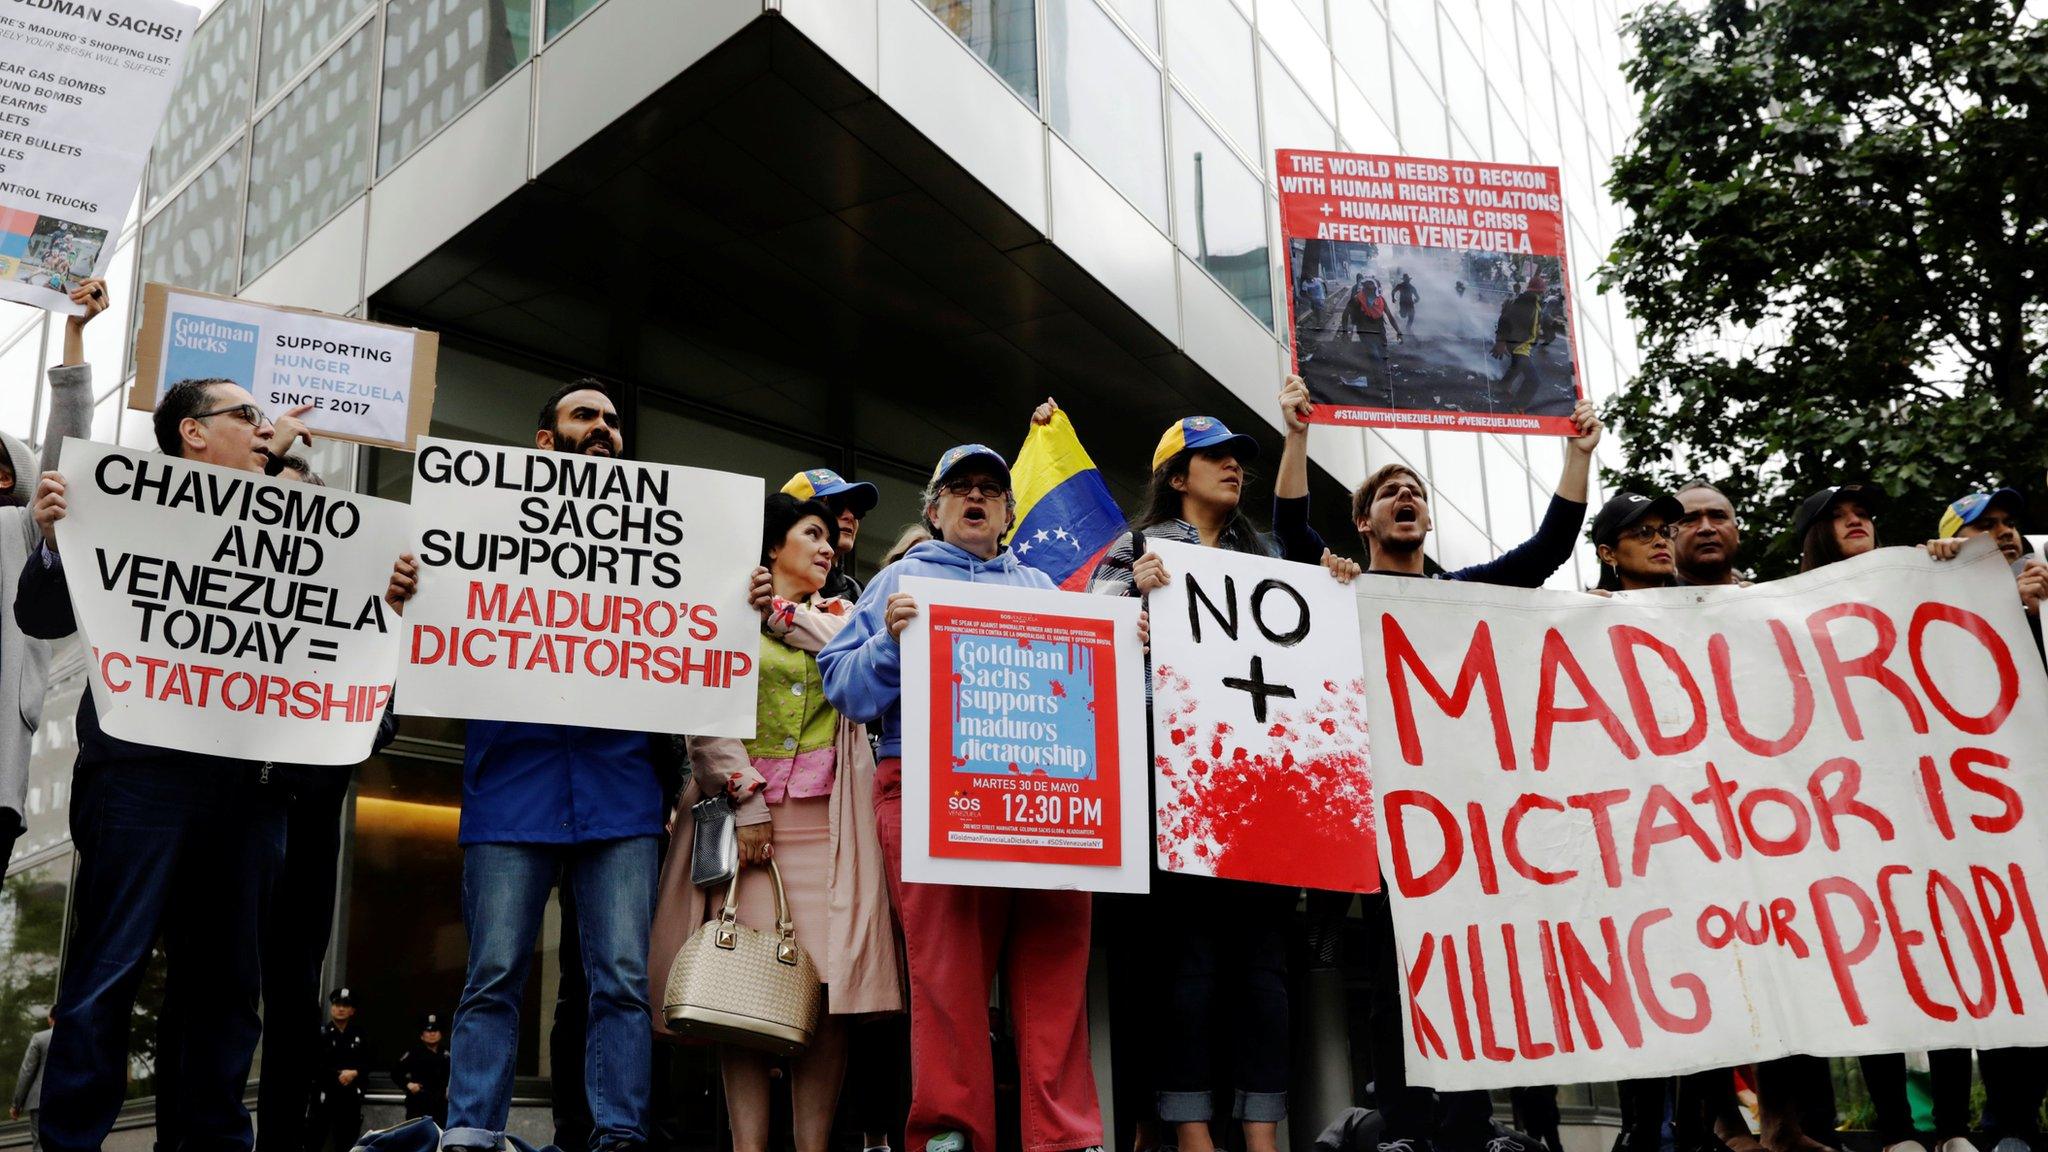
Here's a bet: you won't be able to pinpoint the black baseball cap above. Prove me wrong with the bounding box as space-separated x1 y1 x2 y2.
1791 483 1888 542
329 987 354 1006
419 1012 444 1032
1590 491 1684 548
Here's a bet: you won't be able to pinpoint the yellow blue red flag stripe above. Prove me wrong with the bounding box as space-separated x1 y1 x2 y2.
1006 410 1126 590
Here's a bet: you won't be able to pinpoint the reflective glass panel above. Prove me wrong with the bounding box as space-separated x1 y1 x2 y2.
1171 96 1270 325
0 854 69 1107
1331 0 1394 125
259 0 375 100
1102 0 1156 50
544 0 605 40
143 140 246 299
1259 47 1334 182
1163 0 1257 157
148 0 256 207
380 0 533 174
1046 0 1167 227
243 26 378 283
919 0 1040 108
1289 0 1327 38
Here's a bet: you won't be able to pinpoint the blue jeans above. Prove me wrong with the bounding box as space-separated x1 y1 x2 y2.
444 837 658 1151
39 758 286 1152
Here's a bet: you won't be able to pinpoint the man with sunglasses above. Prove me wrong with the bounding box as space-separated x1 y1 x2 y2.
782 468 879 601
16 376 418 1152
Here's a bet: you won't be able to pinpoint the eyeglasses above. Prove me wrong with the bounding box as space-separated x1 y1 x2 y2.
1617 522 1679 544
192 403 268 428
941 479 1007 499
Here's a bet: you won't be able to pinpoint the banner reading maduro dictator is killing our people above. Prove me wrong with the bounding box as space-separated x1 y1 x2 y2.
899 577 1148 893
396 437 762 737
1279 149 1584 436
53 438 409 764
1359 538 2048 1090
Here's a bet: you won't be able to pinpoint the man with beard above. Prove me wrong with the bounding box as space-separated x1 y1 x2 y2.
0 276 99 870
439 379 676 1152
1350 399 1600 1152
1671 481 1743 587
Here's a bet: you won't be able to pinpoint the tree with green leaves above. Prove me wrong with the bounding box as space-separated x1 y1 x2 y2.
1600 0 2047 576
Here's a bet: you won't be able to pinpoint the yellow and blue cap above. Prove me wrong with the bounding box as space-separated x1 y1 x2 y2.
1151 415 1260 472
781 468 878 515
931 444 1011 490
1938 488 2024 539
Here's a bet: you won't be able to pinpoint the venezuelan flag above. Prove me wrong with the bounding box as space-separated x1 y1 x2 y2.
1006 409 1126 590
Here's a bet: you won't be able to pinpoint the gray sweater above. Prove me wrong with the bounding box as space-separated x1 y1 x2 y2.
0 363 90 826
11 1026 48 1111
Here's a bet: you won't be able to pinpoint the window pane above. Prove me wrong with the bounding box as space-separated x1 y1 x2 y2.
259 0 374 100
1288 0 1327 37
1102 0 1156 50
380 0 533 174
1047 0 1167 227
1163 0 1257 158
1259 47 1334 182
143 139 247 298
243 26 379 283
919 0 1039 108
1171 96 1270 325
1331 0 1393 126
0 854 70 1106
543 0 604 40
1390 0 1439 89
148 0 256 208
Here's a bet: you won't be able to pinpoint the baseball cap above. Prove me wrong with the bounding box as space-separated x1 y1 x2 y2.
1791 483 1888 542
782 468 879 516
930 444 1011 491
1938 488 2024 539
1590 492 1683 548
329 987 354 1006
1151 416 1261 472
419 1012 445 1032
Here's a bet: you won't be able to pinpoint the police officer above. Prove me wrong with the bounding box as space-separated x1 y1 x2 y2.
394 1012 451 1124
306 988 367 1152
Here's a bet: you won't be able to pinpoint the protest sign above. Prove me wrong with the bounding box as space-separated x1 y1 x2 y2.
898 575 1147 892
396 437 761 736
1278 149 1583 436
1146 540 1376 892
0 0 195 314
131 283 439 450
53 437 409 764
1358 538 2048 1090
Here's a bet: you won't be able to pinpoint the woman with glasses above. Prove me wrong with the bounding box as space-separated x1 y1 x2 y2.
1086 376 1356 1152
1589 492 1684 593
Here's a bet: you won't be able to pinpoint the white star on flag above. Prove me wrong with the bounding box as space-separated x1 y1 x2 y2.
1034 529 1050 542
1053 528 1070 541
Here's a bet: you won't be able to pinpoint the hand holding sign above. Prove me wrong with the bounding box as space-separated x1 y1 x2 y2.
33 473 65 552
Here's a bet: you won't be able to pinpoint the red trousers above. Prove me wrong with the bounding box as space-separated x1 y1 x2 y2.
875 759 1102 1152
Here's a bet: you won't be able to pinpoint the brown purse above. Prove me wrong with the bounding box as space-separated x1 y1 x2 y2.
661 858 821 1055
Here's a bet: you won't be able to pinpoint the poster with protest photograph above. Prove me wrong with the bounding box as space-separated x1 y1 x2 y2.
53 437 411 764
1279 149 1583 436
898 576 1148 893
0 0 196 315
1359 538 2048 1090
397 437 763 736
129 283 440 450
1146 540 1376 892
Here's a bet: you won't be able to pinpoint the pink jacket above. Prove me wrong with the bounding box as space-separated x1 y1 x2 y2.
648 600 904 1027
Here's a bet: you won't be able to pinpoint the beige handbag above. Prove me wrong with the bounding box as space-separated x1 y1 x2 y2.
662 858 822 1055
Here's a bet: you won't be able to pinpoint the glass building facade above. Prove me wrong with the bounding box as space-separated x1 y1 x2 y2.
0 0 1657 1140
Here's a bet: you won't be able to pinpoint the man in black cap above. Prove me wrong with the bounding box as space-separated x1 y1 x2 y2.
307 988 368 1152
395 1013 451 1125
1589 492 1683 592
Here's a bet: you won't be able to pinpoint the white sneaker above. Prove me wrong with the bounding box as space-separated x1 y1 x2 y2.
1882 1142 1930 1152
1937 1140 1982 1152
1992 1139 2031 1152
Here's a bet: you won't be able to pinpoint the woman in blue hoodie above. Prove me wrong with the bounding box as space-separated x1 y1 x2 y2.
819 444 1104 1152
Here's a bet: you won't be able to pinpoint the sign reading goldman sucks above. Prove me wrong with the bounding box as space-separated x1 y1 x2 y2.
396 437 763 737
1359 539 2048 1089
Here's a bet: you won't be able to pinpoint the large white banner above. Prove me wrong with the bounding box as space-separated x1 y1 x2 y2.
1360 538 2048 1089
0 0 196 314
898 576 1149 893
131 283 440 450
397 437 762 736
54 438 410 764
1145 539 1377 891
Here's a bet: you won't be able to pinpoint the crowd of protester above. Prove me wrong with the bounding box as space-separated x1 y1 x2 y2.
4 279 2048 1152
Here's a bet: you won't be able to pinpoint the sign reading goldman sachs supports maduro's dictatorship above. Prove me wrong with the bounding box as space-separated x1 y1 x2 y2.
53 438 411 764
396 436 764 737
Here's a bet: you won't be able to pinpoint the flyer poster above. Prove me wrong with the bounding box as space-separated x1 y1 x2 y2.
899 576 1148 893
0 0 196 314
927 602 1122 866
1278 148 1584 436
